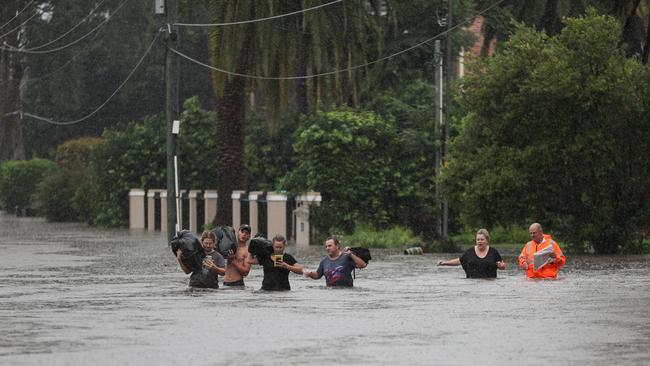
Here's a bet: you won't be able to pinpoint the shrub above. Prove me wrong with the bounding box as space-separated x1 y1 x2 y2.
36 138 102 222
340 224 422 249
0 159 57 212
288 108 399 232
91 97 217 227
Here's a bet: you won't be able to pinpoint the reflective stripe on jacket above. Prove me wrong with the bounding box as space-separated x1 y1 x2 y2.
518 236 566 279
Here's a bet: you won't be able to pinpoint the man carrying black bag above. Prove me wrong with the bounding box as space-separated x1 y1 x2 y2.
174 231 226 289
305 235 369 287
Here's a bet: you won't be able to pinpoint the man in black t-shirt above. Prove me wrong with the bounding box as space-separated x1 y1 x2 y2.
248 235 303 290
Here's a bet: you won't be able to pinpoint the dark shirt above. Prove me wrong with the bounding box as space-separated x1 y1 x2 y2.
189 251 226 288
316 253 357 287
259 253 298 291
459 247 503 278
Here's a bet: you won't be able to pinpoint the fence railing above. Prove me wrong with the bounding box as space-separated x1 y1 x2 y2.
128 189 321 246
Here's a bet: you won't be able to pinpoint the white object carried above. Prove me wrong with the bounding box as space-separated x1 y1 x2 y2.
533 242 555 270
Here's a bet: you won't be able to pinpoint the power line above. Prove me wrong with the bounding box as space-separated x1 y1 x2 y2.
169 0 505 80
0 0 36 31
26 0 109 51
173 0 343 27
0 7 40 40
0 28 106 87
4 30 161 126
0 0 131 55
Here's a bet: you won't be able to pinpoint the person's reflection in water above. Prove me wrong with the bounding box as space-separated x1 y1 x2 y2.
437 229 505 278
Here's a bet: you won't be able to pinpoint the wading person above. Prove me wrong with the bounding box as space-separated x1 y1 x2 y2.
223 224 252 287
518 223 566 279
305 236 367 287
175 231 226 288
437 228 506 278
248 235 303 291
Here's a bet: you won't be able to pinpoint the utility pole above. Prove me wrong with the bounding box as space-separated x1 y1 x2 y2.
434 40 443 238
443 0 453 240
164 0 180 242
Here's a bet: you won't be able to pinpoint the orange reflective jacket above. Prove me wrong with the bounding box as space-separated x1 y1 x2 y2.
518 235 566 279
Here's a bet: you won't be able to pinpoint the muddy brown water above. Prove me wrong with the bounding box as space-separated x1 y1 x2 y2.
1 212 649 365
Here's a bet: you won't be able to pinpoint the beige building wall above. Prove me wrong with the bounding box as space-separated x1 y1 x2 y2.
129 189 146 229
204 190 218 226
248 191 263 234
231 190 246 229
294 192 321 248
266 193 287 239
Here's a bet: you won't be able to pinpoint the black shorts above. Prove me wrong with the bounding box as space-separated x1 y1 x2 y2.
223 279 245 287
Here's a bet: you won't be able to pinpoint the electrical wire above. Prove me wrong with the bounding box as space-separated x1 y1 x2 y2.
0 28 106 87
0 0 36 31
169 0 505 80
26 0 109 51
0 0 130 54
0 7 40 40
173 0 343 27
3 30 161 126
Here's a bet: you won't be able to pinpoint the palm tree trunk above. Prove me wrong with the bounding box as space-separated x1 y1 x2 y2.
539 0 562 36
213 30 252 226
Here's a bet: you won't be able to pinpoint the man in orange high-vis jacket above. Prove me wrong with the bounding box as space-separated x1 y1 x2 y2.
518 223 566 279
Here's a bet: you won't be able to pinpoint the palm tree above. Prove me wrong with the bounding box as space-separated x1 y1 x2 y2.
204 1 393 225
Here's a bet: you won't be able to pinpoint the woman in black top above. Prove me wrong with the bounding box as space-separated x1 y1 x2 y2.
248 235 303 290
437 229 506 278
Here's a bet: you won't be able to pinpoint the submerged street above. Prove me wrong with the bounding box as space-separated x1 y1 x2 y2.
1 212 649 365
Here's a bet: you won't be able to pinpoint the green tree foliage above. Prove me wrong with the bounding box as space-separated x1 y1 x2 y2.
366 80 440 238
444 11 650 253
288 108 398 232
37 138 102 222
91 97 216 226
0 158 56 211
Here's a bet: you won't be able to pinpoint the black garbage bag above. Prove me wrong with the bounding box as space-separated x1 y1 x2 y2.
350 247 372 264
212 225 237 257
248 235 273 258
170 230 204 272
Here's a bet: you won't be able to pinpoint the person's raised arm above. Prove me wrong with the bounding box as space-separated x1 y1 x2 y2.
344 247 367 269
437 258 461 266
246 252 259 265
175 250 191 274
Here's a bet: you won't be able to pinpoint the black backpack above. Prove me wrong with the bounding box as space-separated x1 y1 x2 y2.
248 235 273 258
350 247 372 264
170 230 204 272
212 225 237 257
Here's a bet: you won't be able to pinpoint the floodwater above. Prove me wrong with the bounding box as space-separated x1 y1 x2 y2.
1 213 649 366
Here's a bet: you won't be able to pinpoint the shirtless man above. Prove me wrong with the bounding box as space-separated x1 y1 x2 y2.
223 224 252 287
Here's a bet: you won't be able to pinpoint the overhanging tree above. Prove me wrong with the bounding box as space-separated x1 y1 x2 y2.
444 10 650 254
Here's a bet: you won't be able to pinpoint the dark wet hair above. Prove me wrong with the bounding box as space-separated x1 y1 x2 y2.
201 231 216 243
272 234 286 244
326 235 340 246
